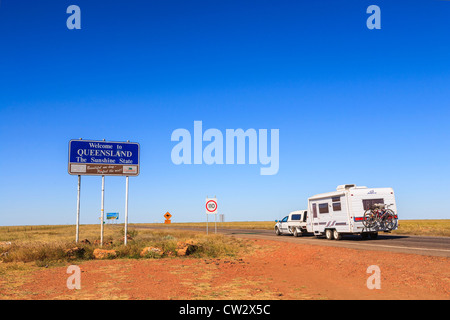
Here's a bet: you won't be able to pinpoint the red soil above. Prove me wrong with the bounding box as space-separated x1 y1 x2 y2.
2 239 449 300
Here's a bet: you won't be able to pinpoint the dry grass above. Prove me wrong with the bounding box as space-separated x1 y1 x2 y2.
0 225 113 243
392 219 450 237
133 219 450 237
0 224 251 266
132 221 275 230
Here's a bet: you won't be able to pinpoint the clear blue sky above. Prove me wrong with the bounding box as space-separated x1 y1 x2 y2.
0 0 449 226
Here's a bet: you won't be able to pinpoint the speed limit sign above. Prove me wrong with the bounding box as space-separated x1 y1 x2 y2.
205 198 218 214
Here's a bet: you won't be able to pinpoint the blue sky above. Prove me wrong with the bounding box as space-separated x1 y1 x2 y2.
0 0 449 226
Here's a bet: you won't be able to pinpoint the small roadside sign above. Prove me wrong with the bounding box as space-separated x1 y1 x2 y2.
107 212 119 220
164 212 172 224
205 197 218 234
164 212 172 220
206 198 218 214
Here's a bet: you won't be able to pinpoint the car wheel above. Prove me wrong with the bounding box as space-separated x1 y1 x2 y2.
275 227 281 236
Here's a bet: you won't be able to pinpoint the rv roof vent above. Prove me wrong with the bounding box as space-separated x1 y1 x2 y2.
336 184 356 191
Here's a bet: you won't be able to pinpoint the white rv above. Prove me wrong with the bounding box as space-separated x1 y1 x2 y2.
275 184 398 240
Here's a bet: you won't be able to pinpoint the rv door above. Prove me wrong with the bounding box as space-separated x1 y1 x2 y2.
311 203 318 233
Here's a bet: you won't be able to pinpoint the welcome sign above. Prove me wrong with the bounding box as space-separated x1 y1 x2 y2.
68 139 140 176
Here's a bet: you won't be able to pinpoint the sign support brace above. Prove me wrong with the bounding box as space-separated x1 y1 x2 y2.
124 176 129 245
100 175 105 247
76 175 81 243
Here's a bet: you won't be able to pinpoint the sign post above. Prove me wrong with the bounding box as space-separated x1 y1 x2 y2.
124 176 129 245
100 175 105 246
75 175 81 243
205 197 218 234
68 139 140 245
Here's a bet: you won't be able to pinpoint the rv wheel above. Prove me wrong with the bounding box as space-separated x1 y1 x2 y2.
333 230 342 240
293 229 299 237
325 229 334 240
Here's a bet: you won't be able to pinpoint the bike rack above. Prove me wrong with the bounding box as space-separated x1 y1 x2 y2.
362 218 398 234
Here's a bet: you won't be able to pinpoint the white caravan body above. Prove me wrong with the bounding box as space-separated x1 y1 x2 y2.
306 184 398 236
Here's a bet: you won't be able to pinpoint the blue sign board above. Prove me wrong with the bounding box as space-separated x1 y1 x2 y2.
107 212 119 220
68 139 140 176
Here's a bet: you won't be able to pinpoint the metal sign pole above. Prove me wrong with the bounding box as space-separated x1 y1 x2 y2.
100 175 105 247
214 195 217 234
124 175 129 245
76 175 81 243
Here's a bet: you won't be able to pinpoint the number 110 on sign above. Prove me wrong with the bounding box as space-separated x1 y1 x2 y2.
206 198 218 214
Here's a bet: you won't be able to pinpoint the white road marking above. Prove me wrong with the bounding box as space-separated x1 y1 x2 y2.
338 241 450 253
248 233 450 254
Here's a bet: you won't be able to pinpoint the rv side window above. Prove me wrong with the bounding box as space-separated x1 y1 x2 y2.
281 216 288 222
332 196 342 211
319 203 329 214
291 214 301 220
312 204 317 218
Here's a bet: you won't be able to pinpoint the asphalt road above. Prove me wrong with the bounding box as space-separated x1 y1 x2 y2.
137 225 450 257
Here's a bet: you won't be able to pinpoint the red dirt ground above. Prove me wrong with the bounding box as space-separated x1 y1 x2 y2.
1 239 449 300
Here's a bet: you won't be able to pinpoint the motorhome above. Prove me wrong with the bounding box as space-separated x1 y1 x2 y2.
275 184 398 240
